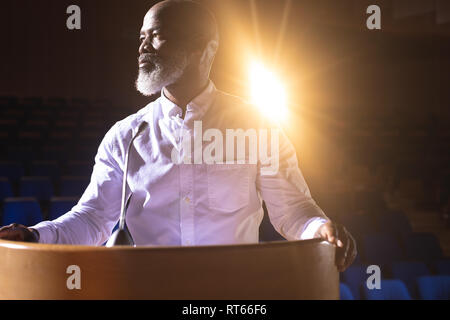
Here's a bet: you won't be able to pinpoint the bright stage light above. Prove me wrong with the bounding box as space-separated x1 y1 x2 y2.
249 61 288 123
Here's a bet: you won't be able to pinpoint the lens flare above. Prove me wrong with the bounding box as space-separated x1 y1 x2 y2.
249 61 288 123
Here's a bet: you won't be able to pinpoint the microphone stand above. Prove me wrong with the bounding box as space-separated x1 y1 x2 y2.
106 122 148 247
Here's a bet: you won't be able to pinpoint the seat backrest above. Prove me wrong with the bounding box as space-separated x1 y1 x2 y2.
362 279 411 300
19 177 54 201
339 283 354 300
0 177 13 201
2 197 43 226
390 261 430 298
417 275 450 300
341 264 367 300
49 197 78 220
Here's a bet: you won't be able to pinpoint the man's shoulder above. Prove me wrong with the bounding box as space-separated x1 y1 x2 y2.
115 104 151 130
104 101 156 144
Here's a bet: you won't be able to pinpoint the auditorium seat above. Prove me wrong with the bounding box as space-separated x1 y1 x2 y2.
417 276 450 300
405 233 443 262
434 259 450 275
341 264 367 300
59 176 89 197
362 279 411 300
29 161 60 180
0 161 24 183
363 234 405 265
2 197 43 226
48 197 78 220
339 283 354 300
0 177 13 201
390 261 430 299
19 177 54 202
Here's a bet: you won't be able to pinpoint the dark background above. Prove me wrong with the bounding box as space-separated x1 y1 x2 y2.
1 0 450 210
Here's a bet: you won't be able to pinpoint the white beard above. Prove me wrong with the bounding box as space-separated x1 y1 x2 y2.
135 52 188 96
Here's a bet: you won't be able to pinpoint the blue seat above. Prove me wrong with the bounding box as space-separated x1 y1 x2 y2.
362 279 411 300
0 162 24 183
417 276 450 300
405 233 443 262
341 264 367 300
340 283 354 300
0 177 13 201
390 261 430 299
29 161 60 180
19 177 54 202
363 234 405 265
59 176 89 197
48 197 78 220
434 259 450 275
2 197 43 226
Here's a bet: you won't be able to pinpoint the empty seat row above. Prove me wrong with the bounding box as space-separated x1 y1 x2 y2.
341 261 450 299
0 146 98 162
1 197 79 227
0 176 89 201
340 276 450 300
0 161 92 181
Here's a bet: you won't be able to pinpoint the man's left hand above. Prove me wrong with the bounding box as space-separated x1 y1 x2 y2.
315 221 357 272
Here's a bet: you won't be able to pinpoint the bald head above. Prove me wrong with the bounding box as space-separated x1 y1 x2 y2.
144 0 219 50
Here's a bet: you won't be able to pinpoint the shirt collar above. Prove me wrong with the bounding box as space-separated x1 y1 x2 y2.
160 80 216 120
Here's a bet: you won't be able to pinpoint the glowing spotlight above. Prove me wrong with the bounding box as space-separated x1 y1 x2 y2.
249 61 288 123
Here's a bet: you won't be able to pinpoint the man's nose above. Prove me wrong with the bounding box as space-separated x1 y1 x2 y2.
139 38 155 55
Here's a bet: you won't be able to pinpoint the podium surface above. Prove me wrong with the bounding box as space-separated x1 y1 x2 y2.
0 239 338 299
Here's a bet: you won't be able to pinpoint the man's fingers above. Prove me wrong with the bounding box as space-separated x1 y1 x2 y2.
339 236 356 271
337 231 357 272
321 223 338 245
0 224 25 241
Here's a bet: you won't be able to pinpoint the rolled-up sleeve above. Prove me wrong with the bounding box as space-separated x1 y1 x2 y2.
256 127 329 241
31 124 123 245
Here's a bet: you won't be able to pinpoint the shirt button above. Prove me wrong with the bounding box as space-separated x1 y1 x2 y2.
186 240 191 245
184 197 190 204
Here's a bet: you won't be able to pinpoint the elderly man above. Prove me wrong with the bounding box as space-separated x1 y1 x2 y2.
0 0 356 271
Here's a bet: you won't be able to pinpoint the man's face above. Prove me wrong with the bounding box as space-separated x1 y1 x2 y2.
135 7 191 96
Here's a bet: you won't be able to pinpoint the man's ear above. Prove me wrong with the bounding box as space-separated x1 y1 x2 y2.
200 39 219 65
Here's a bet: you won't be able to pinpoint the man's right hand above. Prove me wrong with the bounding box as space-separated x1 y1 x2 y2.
0 223 39 243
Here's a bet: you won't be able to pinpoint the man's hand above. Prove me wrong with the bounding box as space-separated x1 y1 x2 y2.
0 223 39 243
315 221 357 272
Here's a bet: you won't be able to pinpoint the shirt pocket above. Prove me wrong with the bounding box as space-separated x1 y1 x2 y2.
206 164 250 213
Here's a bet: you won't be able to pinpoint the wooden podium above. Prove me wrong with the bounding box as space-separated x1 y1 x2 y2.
0 238 339 300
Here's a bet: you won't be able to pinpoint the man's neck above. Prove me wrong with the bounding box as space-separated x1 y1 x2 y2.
163 78 209 113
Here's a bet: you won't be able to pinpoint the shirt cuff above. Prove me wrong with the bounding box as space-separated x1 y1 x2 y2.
300 218 328 240
30 221 56 244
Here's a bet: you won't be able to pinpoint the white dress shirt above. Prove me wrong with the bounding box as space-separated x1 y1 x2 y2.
32 81 329 246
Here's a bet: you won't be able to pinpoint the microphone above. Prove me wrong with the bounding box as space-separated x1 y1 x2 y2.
106 121 148 247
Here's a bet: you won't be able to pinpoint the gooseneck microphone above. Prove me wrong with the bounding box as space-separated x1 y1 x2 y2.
106 121 148 247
